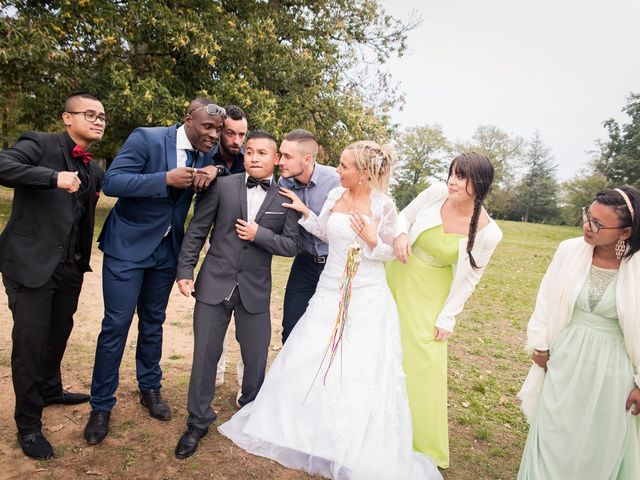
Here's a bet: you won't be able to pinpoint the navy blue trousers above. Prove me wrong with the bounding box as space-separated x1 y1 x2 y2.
281 253 326 343
90 236 176 411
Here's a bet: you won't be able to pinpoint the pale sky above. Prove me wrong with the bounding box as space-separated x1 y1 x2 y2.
382 0 640 179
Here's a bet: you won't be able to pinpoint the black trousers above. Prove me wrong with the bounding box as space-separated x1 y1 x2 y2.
3 261 84 434
281 253 326 343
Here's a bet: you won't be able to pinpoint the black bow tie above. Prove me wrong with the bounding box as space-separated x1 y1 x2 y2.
246 176 270 191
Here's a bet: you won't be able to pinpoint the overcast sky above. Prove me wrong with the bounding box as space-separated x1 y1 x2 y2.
381 0 640 179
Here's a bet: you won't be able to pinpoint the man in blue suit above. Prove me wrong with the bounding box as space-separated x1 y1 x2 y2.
84 98 225 445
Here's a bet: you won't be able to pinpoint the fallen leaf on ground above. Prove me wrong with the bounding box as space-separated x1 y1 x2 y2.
46 424 64 432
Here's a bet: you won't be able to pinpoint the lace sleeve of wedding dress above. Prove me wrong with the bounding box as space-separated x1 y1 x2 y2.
298 186 345 243
361 191 397 261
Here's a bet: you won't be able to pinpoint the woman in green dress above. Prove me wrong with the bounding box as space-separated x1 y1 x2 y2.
518 186 640 479
386 153 502 468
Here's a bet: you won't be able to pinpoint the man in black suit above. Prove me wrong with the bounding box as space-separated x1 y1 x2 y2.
174 130 299 459
0 92 105 459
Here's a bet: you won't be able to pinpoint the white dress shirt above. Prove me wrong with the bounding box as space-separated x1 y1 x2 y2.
245 174 272 222
176 125 194 168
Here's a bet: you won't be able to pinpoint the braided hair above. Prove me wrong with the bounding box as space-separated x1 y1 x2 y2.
449 152 495 269
345 140 397 193
593 185 640 259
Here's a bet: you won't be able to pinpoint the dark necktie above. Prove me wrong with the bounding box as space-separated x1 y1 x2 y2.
246 176 270 191
186 150 198 168
71 145 93 165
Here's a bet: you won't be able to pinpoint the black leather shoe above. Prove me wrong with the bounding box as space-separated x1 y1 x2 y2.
175 425 208 459
18 431 54 459
140 389 171 420
84 410 110 445
44 390 90 406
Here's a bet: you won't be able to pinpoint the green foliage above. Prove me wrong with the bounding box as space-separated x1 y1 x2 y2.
390 124 450 209
596 93 640 187
0 0 417 162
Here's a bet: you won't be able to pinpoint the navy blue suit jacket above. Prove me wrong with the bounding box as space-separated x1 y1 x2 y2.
98 124 213 262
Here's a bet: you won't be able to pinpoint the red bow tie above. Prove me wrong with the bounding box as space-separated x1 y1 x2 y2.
71 145 93 165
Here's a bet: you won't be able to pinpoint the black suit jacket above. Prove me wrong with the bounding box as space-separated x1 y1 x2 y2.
0 131 104 288
177 173 300 313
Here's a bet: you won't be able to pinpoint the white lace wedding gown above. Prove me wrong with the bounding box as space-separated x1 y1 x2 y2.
218 188 442 480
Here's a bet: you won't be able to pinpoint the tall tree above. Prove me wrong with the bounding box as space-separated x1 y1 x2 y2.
391 124 450 209
595 93 640 187
0 1 417 162
515 131 560 223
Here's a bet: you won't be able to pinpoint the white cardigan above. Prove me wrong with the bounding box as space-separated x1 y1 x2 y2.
518 236 640 422
395 183 503 332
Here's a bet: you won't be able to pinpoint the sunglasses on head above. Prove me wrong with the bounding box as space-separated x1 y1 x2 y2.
187 103 226 118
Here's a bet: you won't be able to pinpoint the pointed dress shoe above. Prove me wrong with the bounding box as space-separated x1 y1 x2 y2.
43 390 90 406
84 410 110 445
140 389 171 420
18 431 54 459
175 425 208 459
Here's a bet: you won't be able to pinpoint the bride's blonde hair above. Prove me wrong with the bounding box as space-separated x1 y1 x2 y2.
344 140 396 192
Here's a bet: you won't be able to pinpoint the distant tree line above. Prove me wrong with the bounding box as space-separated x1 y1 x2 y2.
392 93 640 225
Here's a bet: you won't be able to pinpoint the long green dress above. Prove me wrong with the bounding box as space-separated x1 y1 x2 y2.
518 265 640 479
386 225 464 469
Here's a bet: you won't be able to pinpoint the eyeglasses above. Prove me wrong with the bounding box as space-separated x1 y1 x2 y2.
66 110 107 124
187 103 226 118
580 207 628 233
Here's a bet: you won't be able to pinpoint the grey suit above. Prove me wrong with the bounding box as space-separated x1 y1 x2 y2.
177 173 299 428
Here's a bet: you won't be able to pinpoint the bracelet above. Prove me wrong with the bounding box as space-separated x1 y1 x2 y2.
533 349 549 357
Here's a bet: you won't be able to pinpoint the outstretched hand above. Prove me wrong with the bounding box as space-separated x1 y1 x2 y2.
279 188 310 218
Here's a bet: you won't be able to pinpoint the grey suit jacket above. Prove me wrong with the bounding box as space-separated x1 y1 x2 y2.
177 173 300 313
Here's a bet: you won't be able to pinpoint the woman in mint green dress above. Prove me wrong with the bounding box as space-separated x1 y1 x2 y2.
386 153 502 469
518 186 640 479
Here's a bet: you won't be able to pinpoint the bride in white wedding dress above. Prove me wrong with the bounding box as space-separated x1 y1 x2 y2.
218 141 442 480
